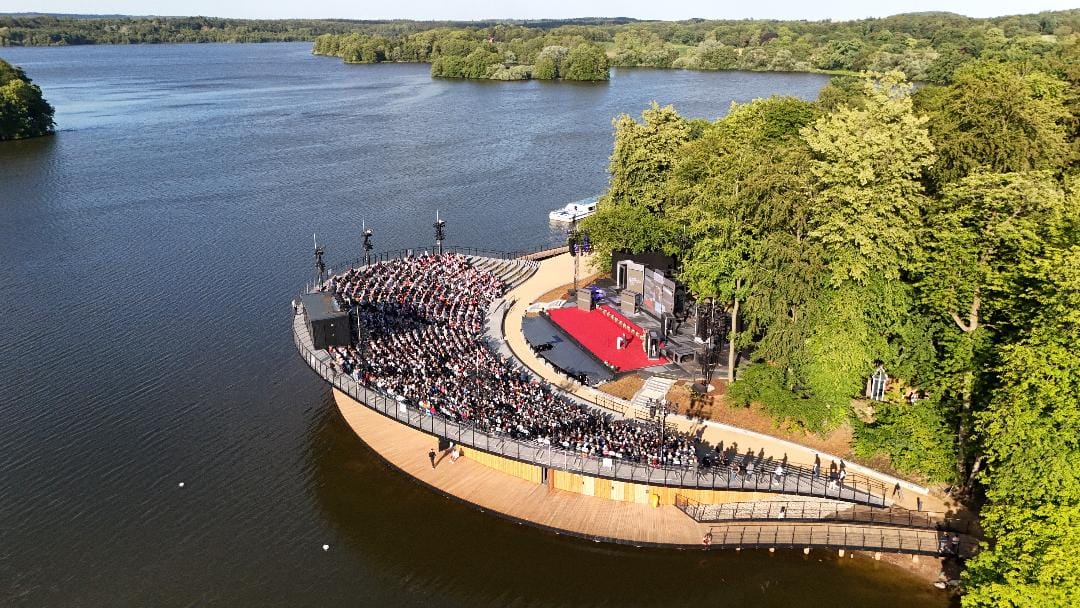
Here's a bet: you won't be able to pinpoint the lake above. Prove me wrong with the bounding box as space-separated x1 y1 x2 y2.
0 42 947 607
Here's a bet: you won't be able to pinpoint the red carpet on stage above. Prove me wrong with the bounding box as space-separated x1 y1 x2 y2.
547 305 666 372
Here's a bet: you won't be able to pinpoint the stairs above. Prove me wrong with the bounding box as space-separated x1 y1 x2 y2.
467 255 539 290
630 375 677 410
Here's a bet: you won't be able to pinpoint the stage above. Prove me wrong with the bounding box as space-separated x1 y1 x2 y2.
520 315 615 385
546 304 667 373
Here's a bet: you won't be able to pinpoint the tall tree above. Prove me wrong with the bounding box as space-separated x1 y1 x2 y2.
919 61 1072 190
800 70 935 287
668 97 819 381
0 58 54 140
963 247 1080 607
606 102 692 213
919 170 1069 485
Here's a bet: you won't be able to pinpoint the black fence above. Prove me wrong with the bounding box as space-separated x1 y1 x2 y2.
699 524 978 557
326 243 564 274
295 312 890 505
676 496 974 533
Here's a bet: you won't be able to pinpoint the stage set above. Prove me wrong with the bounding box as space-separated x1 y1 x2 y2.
523 251 730 387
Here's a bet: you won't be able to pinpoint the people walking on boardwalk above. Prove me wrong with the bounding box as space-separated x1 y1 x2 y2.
892 482 904 500
773 463 785 486
702 531 712 550
428 448 437 469
812 455 821 480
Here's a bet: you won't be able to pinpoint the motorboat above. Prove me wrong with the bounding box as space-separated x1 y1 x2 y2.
548 197 599 222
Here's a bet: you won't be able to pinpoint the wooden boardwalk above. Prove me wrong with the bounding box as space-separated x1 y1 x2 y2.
332 388 962 556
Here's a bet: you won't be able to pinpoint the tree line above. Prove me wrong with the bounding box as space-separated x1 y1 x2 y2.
0 58 53 140
580 36 1078 605
313 30 610 81
4 11 1079 83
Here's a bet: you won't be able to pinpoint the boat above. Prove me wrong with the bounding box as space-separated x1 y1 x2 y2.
548 197 599 223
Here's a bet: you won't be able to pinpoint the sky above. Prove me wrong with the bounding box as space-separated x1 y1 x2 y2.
4 0 1078 21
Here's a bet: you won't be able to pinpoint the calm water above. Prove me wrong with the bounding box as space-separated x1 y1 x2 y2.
0 42 947 607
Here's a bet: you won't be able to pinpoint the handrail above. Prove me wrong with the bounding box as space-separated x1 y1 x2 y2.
295 315 886 504
328 242 564 273
297 249 892 505
674 495 973 533
696 523 977 557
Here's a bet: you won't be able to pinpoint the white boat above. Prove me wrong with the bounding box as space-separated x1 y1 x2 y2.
548 197 599 223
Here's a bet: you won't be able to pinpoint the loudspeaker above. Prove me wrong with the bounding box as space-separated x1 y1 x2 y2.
661 313 676 339
620 290 639 316
694 309 710 341
576 289 595 311
646 330 661 360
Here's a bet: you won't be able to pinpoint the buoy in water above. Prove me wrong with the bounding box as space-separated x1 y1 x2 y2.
178 482 185 488
322 544 330 551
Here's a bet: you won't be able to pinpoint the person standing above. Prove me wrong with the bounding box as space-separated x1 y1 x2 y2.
428 448 437 469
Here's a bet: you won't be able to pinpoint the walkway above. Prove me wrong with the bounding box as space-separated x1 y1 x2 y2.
500 253 950 514
333 388 958 555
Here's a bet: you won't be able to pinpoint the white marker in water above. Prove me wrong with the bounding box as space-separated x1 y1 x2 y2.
178 482 185 488
322 544 330 551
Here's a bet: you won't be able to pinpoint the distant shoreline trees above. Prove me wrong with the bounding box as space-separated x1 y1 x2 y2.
313 31 610 81
3 11 1078 84
0 58 54 140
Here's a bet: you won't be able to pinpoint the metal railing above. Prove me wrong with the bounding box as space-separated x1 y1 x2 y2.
699 524 977 557
327 242 562 274
295 313 888 505
675 495 973 533
297 247 893 505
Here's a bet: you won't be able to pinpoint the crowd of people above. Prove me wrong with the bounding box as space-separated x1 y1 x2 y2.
319 253 699 468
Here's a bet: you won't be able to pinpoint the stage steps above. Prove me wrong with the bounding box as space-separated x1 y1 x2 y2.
630 375 677 410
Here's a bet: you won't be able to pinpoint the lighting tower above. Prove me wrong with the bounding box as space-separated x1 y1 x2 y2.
313 233 326 286
433 211 446 256
362 221 373 266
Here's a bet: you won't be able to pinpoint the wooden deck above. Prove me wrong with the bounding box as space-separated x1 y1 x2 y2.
332 388 959 555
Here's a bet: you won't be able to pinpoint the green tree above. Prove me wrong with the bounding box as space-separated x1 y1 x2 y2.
963 247 1080 607
561 42 609 80
669 97 819 383
800 71 934 286
918 171 1069 484
919 61 1072 190
606 102 693 213
532 54 557 79
0 59 54 140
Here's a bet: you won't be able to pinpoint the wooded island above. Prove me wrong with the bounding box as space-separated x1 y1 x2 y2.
0 58 53 140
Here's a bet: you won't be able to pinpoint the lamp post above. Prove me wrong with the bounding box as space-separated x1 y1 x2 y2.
434 211 446 256
313 233 326 286
362 222 373 267
654 398 676 466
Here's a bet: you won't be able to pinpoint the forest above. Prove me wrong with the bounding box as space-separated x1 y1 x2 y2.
579 29 1079 606
309 9 1077 81
2 11 1078 83
0 58 53 140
